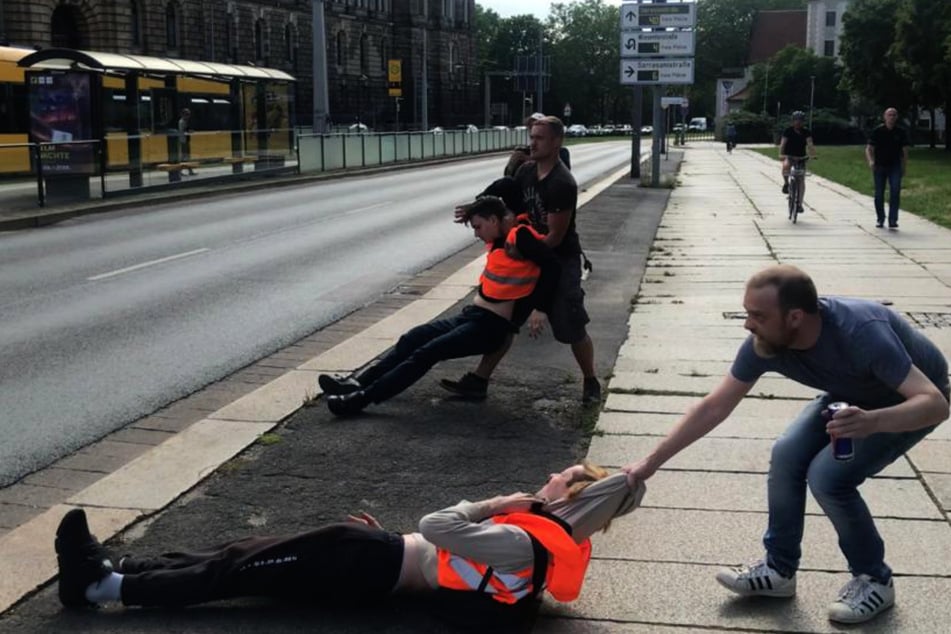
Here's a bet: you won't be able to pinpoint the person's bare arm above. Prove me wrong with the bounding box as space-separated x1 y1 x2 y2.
865 143 875 168
827 365 948 437
622 374 753 484
807 136 817 159
543 210 570 248
901 145 909 176
778 136 787 158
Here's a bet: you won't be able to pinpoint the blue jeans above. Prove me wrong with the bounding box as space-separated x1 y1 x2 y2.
873 164 902 226
358 305 512 404
764 394 937 582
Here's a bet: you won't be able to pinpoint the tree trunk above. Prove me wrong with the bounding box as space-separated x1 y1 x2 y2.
929 108 936 149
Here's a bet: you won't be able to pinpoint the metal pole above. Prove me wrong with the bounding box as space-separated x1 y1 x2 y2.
762 63 769 114
809 75 816 129
536 29 543 114
484 72 490 128
651 87 662 187
311 0 330 133
631 86 642 178
421 29 429 131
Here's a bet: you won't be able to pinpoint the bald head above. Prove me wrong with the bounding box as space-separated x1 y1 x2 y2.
884 108 898 129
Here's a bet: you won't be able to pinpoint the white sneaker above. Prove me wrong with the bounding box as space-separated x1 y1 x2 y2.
828 575 895 624
715 559 796 597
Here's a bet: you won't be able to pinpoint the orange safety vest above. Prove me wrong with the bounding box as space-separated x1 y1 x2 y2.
479 224 544 301
436 512 592 604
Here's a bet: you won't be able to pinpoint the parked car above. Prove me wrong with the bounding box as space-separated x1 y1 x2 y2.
456 124 479 133
429 126 445 134
688 117 708 132
492 125 509 131
672 123 686 132
639 125 653 134
620 124 633 135
567 124 589 137
348 123 370 133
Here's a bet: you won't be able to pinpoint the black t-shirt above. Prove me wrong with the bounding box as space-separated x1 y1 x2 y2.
782 126 811 158
514 161 580 256
868 124 909 168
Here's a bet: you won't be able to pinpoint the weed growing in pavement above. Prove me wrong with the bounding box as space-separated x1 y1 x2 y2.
645 368 660 374
302 388 319 407
258 433 282 446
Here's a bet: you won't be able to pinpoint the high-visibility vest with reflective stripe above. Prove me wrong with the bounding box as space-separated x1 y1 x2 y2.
479 224 544 301
436 512 592 604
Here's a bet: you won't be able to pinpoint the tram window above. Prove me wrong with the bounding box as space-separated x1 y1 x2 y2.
0 83 28 133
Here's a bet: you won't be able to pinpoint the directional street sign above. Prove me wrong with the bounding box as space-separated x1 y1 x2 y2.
661 96 689 108
620 30 696 57
621 59 695 85
620 2 697 29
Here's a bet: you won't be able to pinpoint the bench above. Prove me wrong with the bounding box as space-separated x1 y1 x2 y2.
156 161 200 182
223 156 255 173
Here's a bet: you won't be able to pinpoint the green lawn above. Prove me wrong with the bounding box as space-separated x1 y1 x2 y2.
753 146 951 228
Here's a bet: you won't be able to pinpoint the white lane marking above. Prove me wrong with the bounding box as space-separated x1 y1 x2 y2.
340 201 390 218
88 248 210 281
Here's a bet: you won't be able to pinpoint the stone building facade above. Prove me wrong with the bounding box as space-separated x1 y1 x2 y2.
0 0 480 130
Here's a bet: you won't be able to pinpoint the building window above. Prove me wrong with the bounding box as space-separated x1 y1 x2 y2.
823 40 835 57
285 23 296 64
336 31 345 66
360 34 369 74
226 14 238 62
166 3 179 49
825 11 836 27
131 1 143 46
255 19 265 61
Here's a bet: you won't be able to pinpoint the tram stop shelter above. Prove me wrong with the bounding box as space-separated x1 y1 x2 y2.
19 47 295 204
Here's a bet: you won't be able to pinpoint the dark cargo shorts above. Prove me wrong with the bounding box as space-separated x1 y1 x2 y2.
549 253 590 344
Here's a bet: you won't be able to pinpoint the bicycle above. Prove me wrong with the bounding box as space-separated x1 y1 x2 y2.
786 156 811 223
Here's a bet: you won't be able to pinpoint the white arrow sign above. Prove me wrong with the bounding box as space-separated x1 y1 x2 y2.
620 2 697 30
620 30 696 57
621 59 695 85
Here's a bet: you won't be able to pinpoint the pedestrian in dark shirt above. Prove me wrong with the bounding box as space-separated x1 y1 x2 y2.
445 116 601 404
865 107 909 229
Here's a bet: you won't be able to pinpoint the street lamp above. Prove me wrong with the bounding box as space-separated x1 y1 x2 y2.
808 75 816 129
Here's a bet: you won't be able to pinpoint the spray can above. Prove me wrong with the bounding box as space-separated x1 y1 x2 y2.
826 401 854 461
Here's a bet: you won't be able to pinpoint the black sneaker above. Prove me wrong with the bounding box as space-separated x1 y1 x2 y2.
439 373 488 400
318 374 363 396
781 183 789 194
582 377 602 404
888 223 899 230
875 221 885 228
326 390 370 416
55 509 114 608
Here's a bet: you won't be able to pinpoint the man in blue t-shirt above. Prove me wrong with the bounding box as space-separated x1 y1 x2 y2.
622 265 948 625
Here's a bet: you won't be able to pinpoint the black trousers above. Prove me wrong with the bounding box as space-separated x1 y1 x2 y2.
120 523 404 607
358 305 513 403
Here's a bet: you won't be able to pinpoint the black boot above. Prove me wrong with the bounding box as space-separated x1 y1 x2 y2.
55 509 114 608
318 374 363 396
439 372 489 400
326 390 370 416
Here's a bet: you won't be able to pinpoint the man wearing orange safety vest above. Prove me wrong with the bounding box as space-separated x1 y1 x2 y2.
318 176 561 416
54 463 645 615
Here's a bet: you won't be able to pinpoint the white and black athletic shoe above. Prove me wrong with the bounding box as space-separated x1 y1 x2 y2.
828 575 895 624
715 558 796 598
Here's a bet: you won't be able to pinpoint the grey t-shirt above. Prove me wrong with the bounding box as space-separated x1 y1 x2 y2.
731 297 948 408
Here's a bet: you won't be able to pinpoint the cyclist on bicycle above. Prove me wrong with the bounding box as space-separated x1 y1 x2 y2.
779 111 816 197
725 122 737 152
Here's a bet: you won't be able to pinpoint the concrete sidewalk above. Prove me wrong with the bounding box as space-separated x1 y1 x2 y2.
540 144 951 632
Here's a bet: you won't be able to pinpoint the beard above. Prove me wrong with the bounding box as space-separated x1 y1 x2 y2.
752 332 793 358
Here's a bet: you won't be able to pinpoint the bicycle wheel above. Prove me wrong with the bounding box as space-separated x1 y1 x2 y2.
788 175 799 223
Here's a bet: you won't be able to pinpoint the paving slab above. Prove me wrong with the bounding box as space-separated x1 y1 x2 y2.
640 469 942 519
208 369 318 423
907 438 951 473
605 394 816 421
543 560 951 633
609 371 816 399
588 435 915 479
595 508 951 575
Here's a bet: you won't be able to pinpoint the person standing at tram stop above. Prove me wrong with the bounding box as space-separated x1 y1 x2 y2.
621 264 949 625
779 111 815 196
177 108 196 175
865 107 909 229
444 115 601 405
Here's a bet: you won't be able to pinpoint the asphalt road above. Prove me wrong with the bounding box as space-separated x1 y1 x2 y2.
0 141 635 486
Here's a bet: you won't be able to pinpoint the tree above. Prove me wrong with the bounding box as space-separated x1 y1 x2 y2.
839 0 915 115
891 0 951 148
546 0 624 125
743 46 849 118
692 0 806 119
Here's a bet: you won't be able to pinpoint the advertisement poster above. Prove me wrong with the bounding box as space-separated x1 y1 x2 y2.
29 71 96 174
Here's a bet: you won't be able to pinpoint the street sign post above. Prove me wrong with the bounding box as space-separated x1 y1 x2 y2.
620 2 697 29
621 59 695 85
620 30 695 57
